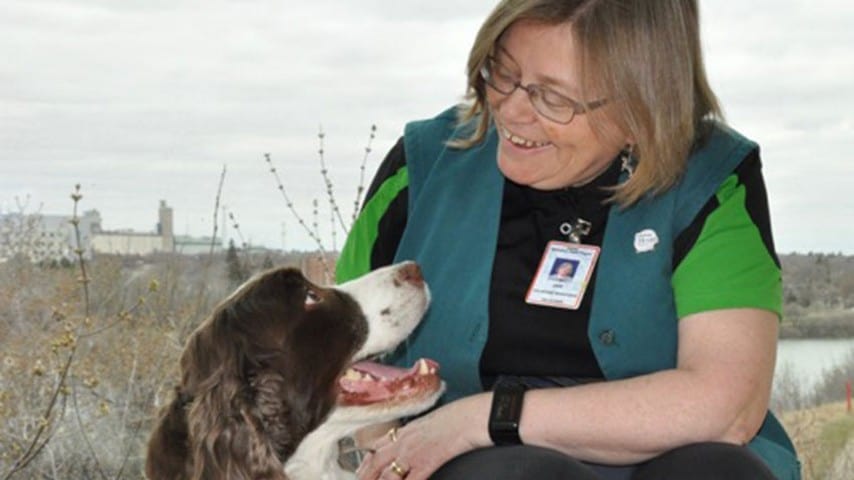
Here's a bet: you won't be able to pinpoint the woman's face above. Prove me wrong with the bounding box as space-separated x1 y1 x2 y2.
487 20 627 190
557 262 574 277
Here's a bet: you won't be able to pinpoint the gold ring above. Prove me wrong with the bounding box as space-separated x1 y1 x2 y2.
387 426 399 443
389 460 410 478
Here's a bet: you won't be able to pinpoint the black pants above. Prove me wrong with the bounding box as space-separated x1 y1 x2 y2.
431 442 777 480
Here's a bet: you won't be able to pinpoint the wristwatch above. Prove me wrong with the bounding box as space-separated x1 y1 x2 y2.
488 380 527 445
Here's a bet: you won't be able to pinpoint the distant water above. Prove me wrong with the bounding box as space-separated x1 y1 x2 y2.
775 338 854 392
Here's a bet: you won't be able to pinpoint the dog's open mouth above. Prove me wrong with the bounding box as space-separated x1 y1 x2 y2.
338 358 440 406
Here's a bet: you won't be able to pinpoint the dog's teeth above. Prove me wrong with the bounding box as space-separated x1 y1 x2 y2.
418 359 430 375
343 369 361 380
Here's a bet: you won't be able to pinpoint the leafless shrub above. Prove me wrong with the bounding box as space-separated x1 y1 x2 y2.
811 349 854 406
0 187 230 479
0 196 61 264
265 124 376 283
772 362 812 412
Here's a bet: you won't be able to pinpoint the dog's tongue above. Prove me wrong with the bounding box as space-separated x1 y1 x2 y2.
350 360 425 379
338 358 439 406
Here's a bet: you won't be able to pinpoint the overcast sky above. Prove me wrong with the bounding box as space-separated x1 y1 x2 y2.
2 0 852 254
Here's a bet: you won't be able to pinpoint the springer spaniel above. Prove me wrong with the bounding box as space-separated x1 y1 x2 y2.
145 261 443 480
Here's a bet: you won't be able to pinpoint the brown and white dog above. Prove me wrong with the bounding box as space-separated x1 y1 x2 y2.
145 261 443 480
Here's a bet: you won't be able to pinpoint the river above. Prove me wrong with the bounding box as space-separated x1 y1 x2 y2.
774 338 854 392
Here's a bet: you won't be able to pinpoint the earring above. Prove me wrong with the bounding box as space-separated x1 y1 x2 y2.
620 145 635 177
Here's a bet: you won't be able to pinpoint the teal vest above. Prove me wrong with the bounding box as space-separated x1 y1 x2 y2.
390 107 799 479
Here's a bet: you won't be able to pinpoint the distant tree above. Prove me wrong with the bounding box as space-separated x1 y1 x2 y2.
0 202 44 262
226 239 247 287
839 271 854 309
261 254 274 270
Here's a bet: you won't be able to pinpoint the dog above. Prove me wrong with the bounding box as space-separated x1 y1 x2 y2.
145 261 443 479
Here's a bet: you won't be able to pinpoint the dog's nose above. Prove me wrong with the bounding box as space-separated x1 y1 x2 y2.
396 262 423 287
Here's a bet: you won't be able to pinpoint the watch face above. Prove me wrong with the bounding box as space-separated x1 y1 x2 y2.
493 390 523 422
489 384 526 445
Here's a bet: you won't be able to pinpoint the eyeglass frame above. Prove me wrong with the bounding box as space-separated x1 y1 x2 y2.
479 55 607 124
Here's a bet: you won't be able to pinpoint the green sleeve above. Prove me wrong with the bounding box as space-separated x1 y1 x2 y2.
672 174 782 318
336 166 408 283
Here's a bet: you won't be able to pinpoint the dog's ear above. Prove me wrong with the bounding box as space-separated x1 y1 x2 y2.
187 377 288 480
181 305 294 480
144 387 192 479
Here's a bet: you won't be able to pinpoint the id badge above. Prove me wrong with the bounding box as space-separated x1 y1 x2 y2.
525 241 600 310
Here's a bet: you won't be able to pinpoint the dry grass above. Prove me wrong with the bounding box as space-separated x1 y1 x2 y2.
0 250 323 479
0 255 218 478
780 401 854 480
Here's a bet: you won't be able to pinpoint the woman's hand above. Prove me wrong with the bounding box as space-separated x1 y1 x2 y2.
357 393 492 480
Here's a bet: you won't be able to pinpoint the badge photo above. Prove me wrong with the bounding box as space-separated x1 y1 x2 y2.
526 241 600 310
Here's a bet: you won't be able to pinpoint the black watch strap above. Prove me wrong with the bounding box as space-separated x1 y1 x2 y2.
488 380 527 446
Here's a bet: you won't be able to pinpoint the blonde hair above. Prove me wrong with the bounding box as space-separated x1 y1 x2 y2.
454 0 722 206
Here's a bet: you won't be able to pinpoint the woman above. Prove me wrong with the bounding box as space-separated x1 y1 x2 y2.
336 1 799 479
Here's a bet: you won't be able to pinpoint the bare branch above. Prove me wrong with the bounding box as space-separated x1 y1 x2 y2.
227 211 248 250
209 165 227 256
265 153 329 254
2 348 75 480
352 124 377 226
71 380 108 480
316 126 349 234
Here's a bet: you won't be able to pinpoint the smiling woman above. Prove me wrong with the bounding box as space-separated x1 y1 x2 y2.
485 20 625 191
336 1 799 480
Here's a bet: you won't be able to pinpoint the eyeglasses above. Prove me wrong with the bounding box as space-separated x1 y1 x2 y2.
480 56 607 124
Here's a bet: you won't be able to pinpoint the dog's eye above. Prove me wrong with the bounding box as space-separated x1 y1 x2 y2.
305 289 322 307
